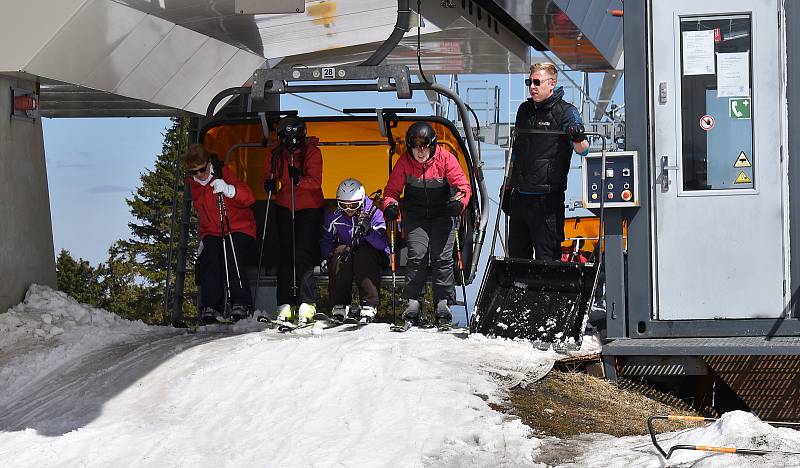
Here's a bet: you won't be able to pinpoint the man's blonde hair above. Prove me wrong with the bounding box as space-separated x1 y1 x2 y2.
530 62 558 80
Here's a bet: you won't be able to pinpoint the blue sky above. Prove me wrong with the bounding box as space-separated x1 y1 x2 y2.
43 70 623 268
44 117 170 265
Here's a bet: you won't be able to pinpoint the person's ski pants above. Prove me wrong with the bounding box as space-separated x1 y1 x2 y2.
327 244 388 307
276 206 322 306
401 214 456 304
197 232 254 312
508 192 565 261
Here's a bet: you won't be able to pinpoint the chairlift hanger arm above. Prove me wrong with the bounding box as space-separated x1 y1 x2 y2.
251 65 412 100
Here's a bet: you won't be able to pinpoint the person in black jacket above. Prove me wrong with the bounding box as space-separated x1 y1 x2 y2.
502 62 590 261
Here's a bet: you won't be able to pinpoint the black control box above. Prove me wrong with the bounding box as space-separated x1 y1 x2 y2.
581 151 639 208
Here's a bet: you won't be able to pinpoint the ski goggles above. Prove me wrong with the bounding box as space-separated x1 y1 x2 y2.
525 77 552 87
338 200 362 211
407 136 432 148
187 162 209 175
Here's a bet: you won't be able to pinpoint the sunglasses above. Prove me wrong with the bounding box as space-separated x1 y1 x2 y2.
525 78 552 87
338 201 361 211
187 162 209 176
408 139 430 149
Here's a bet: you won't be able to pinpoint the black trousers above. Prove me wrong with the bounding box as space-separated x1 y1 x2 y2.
197 232 254 312
276 206 322 306
328 244 387 306
402 214 457 304
508 192 565 261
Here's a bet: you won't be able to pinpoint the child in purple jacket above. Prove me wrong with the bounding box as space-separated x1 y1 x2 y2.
321 179 389 323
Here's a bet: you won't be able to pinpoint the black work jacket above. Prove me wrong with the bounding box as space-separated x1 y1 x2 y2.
511 89 578 193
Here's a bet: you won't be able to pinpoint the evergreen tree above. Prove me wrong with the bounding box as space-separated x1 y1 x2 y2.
55 249 103 307
96 240 149 322
123 117 198 324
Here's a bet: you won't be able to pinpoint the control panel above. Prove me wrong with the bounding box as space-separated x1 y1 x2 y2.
581 151 640 208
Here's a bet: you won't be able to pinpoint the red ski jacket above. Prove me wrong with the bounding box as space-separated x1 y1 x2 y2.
262 137 325 211
189 164 256 239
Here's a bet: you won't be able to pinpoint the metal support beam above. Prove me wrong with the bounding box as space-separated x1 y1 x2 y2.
172 117 198 325
604 209 627 339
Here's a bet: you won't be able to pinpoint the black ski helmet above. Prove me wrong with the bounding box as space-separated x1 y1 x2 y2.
405 121 437 158
276 116 307 151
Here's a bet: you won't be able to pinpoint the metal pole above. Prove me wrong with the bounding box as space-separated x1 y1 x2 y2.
172 117 198 326
163 118 184 325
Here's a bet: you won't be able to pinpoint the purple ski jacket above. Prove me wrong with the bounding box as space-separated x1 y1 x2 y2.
321 197 390 260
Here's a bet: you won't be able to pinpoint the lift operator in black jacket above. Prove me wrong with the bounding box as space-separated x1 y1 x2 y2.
502 62 591 261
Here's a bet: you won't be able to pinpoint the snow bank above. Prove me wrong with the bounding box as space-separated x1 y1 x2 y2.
0 284 169 410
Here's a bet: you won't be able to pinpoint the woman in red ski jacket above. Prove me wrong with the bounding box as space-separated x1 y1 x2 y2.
262 116 324 324
382 122 471 327
184 143 256 323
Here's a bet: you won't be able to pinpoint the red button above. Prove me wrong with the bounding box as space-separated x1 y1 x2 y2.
621 190 632 201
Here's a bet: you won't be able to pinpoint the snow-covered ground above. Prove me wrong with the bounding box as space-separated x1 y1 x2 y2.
2 285 800 467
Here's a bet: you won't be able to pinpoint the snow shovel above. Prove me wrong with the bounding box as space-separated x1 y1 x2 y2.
470 256 594 345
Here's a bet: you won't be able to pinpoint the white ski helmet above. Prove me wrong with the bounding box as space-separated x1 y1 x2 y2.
336 178 366 214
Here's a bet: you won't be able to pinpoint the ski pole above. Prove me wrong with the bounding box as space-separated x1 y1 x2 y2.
453 217 470 327
254 191 271 308
217 193 232 316
221 200 243 290
289 151 299 308
390 219 397 325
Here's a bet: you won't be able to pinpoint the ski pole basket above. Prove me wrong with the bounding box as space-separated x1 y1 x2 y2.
470 256 595 345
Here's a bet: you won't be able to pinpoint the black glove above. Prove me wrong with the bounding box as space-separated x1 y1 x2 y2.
383 204 400 222
287 166 301 186
500 186 514 216
357 214 372 235
263 179 277 193
446 199 463 217
566 124 586 143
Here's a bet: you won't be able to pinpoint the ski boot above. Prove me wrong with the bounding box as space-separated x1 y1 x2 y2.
331 304 350 323
297 303 316 325
230 304 251 322
199 307 219 325
359 304 377 325
435 299 453 331
391 299 421 332
275 304 293 325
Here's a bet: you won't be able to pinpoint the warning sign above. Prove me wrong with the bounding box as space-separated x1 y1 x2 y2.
734 151 752 168
734 171 752 184
699 115 715 131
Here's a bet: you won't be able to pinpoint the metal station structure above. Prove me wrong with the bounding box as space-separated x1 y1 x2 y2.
3 0 798 418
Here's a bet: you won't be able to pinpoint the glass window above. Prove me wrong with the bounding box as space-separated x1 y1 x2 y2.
679 15 754 191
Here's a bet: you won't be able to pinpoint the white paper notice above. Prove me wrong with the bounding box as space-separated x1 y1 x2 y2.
682 30 715 75
717 52 750 97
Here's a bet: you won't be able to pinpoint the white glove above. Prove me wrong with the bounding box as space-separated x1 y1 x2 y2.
211 179 236 198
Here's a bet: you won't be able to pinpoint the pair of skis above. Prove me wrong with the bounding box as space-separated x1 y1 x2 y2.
274 312 370 333
390 319 453 333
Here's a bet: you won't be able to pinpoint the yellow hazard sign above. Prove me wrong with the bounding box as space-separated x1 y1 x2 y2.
734 151 752 168
734 171 752 184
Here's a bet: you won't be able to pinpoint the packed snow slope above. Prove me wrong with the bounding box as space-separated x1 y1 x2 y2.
2 285 800 468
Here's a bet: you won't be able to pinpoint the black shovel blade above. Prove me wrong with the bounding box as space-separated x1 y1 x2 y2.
471 256 595 345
